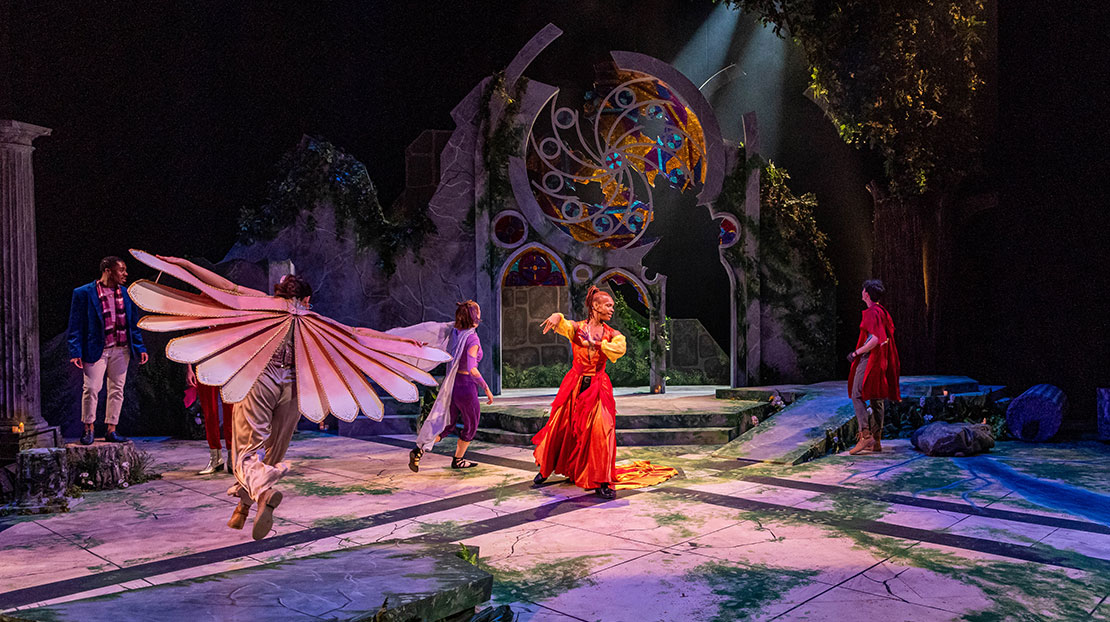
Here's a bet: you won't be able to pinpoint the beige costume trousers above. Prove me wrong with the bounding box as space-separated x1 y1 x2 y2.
81 345 130 425
851 352 886 437
230 362 300 503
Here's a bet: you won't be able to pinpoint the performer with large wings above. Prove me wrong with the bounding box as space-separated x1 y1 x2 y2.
126 250 451 539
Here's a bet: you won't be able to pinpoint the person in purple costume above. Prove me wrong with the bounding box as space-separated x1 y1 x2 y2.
409 301 494 471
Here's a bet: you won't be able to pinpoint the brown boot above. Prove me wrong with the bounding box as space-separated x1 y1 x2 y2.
870 401 885 453
849 428 875 455
227 502 251 529
252 489 283 541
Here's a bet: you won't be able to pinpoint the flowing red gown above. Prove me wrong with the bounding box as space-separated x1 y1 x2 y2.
532 315 676 490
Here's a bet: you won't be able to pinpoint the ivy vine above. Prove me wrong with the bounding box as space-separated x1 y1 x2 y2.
715 145 837 381
238 137 436 275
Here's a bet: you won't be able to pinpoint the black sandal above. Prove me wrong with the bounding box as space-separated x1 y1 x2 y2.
595 483 616 500
451 457 477 469
533 473 548 486
408 448 423 473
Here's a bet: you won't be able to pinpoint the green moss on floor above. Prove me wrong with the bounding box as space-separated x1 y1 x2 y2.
651 511 701 538
282 476 394 497
311 514 361 529
684 560 818 622
414 520 471 541
486 555 606 604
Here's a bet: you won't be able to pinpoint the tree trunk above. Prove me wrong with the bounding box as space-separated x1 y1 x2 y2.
869 184 953 375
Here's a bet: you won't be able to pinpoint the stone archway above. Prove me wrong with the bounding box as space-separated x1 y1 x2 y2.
496 243 572 386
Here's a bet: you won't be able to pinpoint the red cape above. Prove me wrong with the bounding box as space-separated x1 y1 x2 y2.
848 303 900 401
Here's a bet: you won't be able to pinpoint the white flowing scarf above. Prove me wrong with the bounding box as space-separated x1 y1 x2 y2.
385 321 477 451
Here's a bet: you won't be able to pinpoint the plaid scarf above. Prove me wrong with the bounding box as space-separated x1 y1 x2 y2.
97 282 128 348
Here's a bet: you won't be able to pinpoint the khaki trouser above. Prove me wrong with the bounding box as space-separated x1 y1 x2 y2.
851 353 886 438
81 345 130 425
229 362 299 504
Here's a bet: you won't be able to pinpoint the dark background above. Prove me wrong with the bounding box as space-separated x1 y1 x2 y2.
2 1 1107 431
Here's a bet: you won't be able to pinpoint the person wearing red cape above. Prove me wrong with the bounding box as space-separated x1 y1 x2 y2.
532 287 676 499
846 279 901 454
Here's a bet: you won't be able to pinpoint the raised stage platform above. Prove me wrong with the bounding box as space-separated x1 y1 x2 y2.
336 377 1002 466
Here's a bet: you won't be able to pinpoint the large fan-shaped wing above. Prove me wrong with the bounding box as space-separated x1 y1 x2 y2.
155 254 269 297
315 315 452 363
129 280 253 318
167 316 286 364
138 313 279 332
307 316 435 391
129 250 453 421
219 319 292 403
131 249 289 312
191 317 291 386
294 320 330 422
306 317 421 399
302 321 385 421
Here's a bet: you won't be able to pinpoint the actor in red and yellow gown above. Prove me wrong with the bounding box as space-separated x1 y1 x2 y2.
532 287 676 499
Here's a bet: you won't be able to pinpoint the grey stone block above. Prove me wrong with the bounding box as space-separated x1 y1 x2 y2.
671 328 699 368
528 286 560 318
501 306 529 347
503 347 540 369
699 333 723 357
539 345 570 366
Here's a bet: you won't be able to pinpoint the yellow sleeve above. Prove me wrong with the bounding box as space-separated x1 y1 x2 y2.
600 332 626 363
552 313 577 341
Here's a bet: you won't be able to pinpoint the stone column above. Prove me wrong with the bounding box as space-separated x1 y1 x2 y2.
738 111 761 387
0 120 56 457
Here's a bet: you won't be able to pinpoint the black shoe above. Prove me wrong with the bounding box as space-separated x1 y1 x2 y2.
533 473 548 487
80 432 94 445
595 483 616 500
105 431 128 443
451 457 477 469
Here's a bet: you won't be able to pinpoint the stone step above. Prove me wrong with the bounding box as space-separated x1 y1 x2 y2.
473 425 737 446
338 414 418 437
479 404 773 435
11 542 491 622
716 387 805 404
617 427 736 445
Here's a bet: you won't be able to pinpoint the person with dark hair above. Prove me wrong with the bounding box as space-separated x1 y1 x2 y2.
225 273 314 538
532 287 676 499
126 250 451 540
407 300 494 472
67 256 149 445
846 279 901 454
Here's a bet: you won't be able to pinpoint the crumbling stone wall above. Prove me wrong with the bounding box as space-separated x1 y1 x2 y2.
667 319 729 383
500 286 570 369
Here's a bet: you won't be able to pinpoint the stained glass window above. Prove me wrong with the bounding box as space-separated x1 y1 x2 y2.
503 247 567 287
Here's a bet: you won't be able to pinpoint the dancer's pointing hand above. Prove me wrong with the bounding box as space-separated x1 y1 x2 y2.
540 313 561 334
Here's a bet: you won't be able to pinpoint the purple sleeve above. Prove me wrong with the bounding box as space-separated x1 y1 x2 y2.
465 332 481 371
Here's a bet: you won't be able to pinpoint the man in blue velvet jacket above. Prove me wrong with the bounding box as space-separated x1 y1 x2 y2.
67 256 149 445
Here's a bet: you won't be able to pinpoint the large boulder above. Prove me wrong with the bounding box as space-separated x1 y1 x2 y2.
911 422 995 457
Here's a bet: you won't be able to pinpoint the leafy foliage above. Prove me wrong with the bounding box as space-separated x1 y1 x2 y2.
719 0 987 196
758 160 836 379
717 148 836 381
238 137 435 275
884 394 1009 440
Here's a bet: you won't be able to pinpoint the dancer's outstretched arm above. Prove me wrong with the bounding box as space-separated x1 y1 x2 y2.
540 312 576 340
